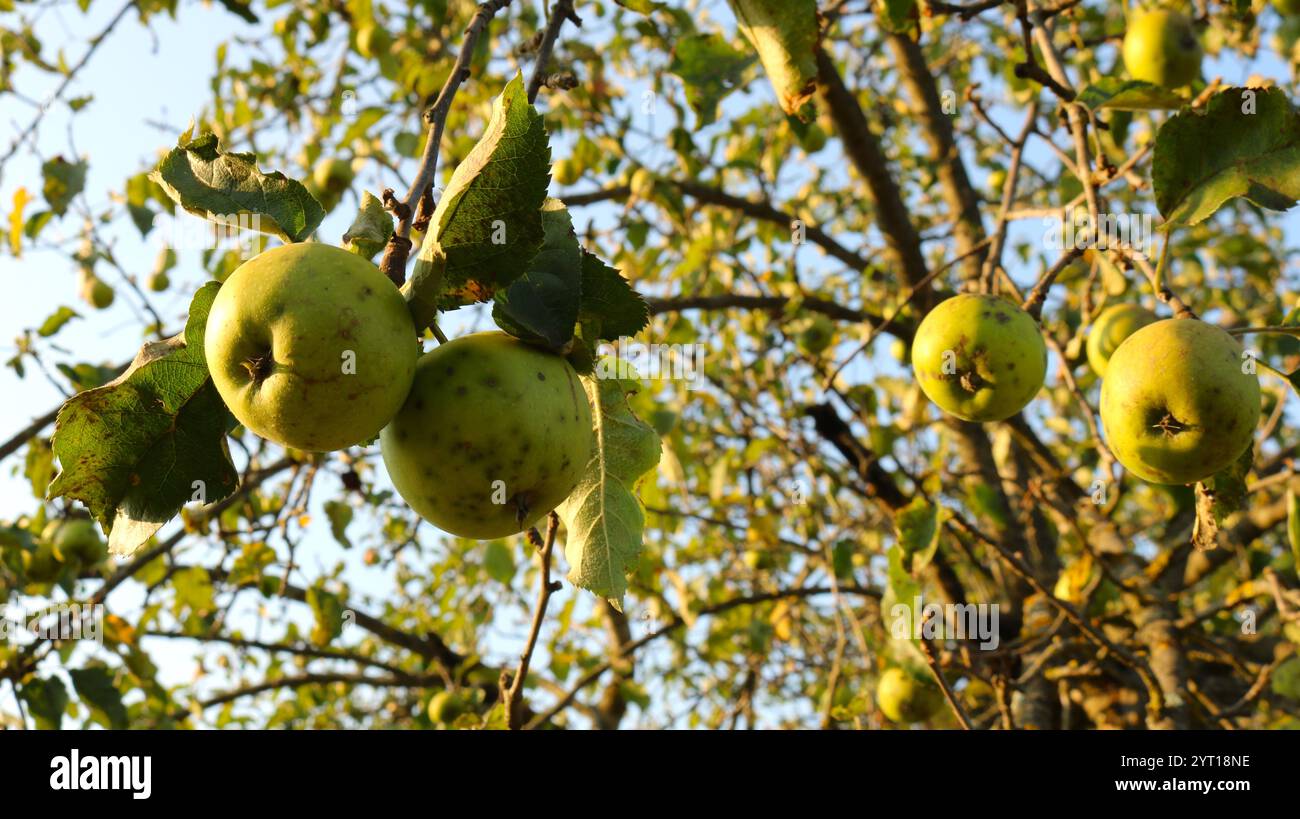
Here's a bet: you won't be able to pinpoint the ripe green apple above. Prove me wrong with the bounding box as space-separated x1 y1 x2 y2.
1086 303 1158 377
42 518 106 566
205 243 419 452
877 667 944 724
1100 318 1260 485
380 332 592 539
911 293 1047 422
1122 9 1201 88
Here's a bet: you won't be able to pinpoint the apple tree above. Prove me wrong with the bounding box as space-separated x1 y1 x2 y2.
2 0 1300 730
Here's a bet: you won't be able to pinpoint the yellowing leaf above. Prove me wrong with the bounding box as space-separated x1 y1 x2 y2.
9 186 30 257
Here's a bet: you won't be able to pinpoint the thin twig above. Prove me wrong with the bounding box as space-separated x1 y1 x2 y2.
502 512 561 730
526 0 581 104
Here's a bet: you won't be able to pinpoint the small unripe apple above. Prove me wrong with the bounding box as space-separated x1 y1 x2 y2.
80 270 115 309
23 541 64 583
1122 9 1201 88
307 157 357 210
552 158 579 186
911 293 1047 422
380 332 592 539
1100 318 1260 484
205 243 419 452
1086 303 1158 377
427 690 471 724
41 518 107 566
877 667 944 724
987 168 1007 195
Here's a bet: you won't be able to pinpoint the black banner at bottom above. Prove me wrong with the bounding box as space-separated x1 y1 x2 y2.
0 728 1288 805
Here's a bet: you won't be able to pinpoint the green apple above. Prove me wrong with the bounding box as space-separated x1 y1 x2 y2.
1100 318 1259 485
147 271 170 292
911 293 1047 422
427 690 471 724
41 518 106 566
1122 9 1201 88
552 158 579 186
1086 303 1158 377
23 541 63 584
80 270 115 309
380 332 592 539
205 243 418 452
307 157 356 210
987 168 1007 195
877 667 944 724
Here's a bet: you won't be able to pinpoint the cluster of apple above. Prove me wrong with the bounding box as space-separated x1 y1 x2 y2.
204 243 593 540
910 293 1260 487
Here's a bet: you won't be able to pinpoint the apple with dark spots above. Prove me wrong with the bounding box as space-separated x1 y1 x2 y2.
205 243 419 452
911 293 1047 422
380 332 592 539
1100 318 1259 485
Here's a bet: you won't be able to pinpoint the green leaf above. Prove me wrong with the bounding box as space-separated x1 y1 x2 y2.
885 544 922 644
48 283 239 557
24 436 53 499
41 156 87 216
172 566 216 615
69 666 128 729
492 199 582 349
151 131 324 243
214 0 259 23
728 0 820 119
576 250 649 344
484 541 515 584
229 541 275 587
894 496 941 574
556 376 662 607
323 500 353 549
125 172 158 237
19 676 68 729
667 32 756 127
877 0 916 33
308 585 346 646
404 72 550 326
36 306 78 337
1076 78 1189 111
1154 87 1300 227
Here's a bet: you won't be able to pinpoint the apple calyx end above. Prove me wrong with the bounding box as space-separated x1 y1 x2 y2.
241 352 274 385
1151 412 1190 438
